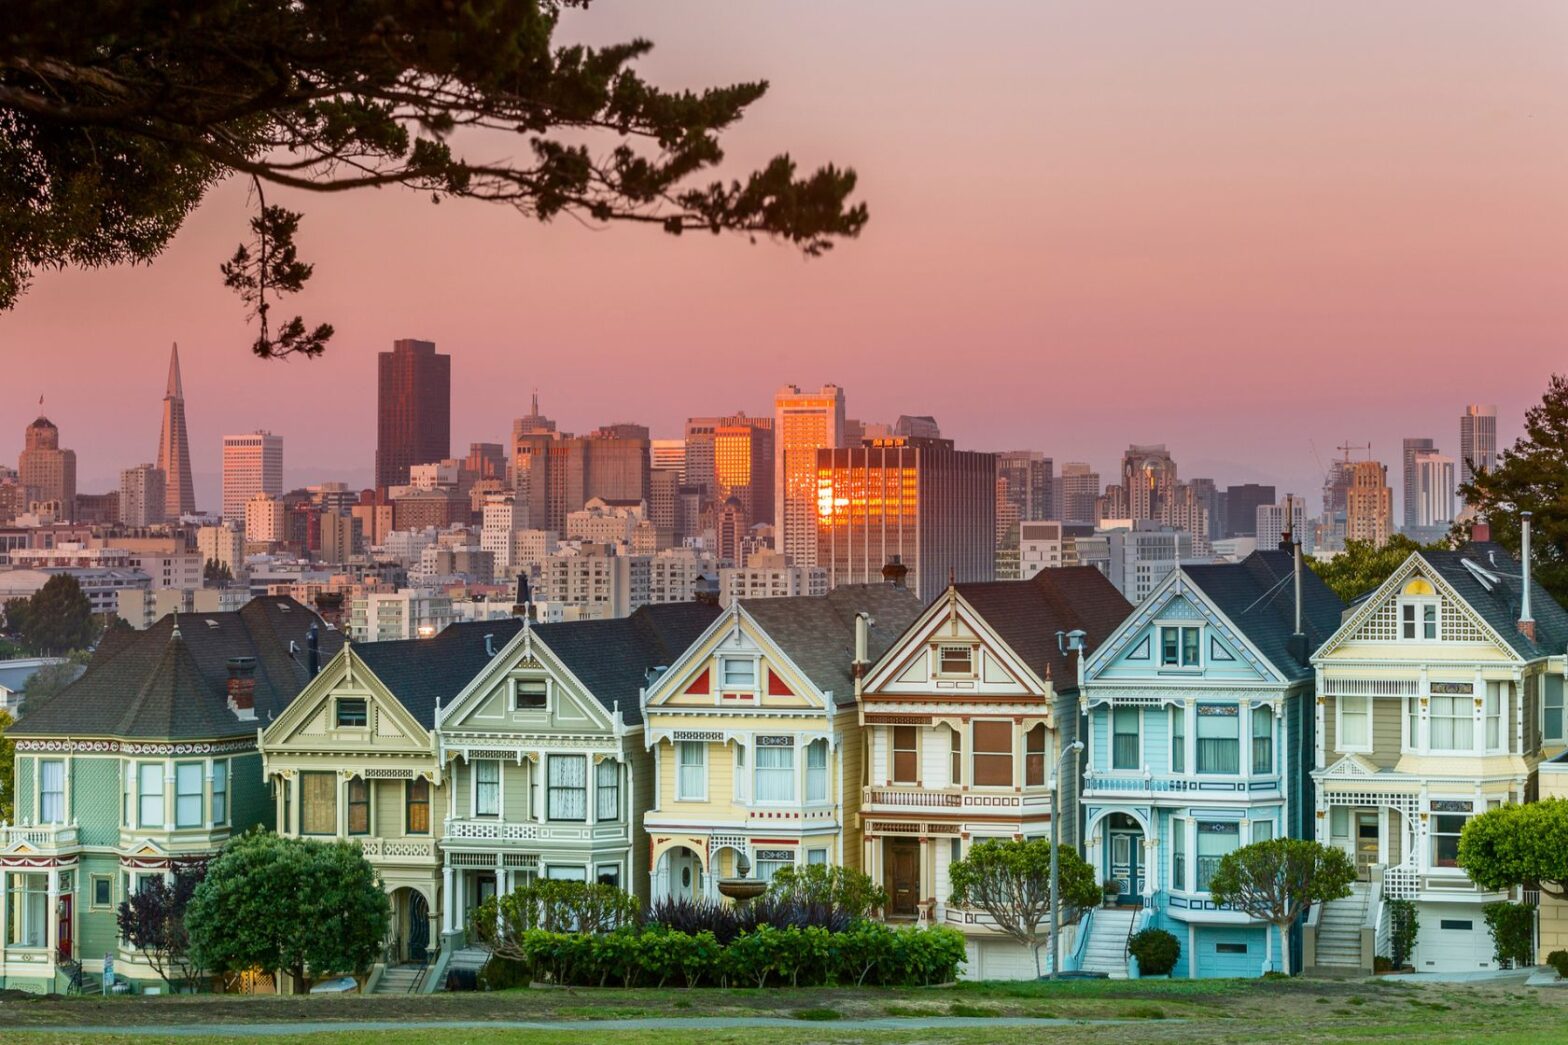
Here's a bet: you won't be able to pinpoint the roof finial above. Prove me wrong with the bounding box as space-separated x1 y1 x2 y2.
171 610 181 640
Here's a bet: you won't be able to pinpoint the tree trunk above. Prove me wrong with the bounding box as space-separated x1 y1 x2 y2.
1276 922 1291 976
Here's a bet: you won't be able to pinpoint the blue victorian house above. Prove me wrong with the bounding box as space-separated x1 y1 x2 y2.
1078 549 1343 977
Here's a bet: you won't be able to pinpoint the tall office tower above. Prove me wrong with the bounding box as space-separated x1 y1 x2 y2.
516 431 650 534
1099 483 1129 521
1158 482 1212 555
1256 496 1308 553
893 415 941 440
649 468 681 544
1120 444 1178 520
155 343 196 519
1411 452 1457 533
682 417 720 502
1459 404 1498 500
713 418 774 527
1059 462 1100 524
1344 460 1393 547
514 392 557 437
18 415 77 518
814 437 995 598
1400 437 1436 531
715 496 748 566
650 439 687 482
465 442 507 480
119 464 166 527
1185 477 1222 541
374 338 451 493
222 431 283 525
995 451 1054 522
1224 483 1276 537
775 384 845 566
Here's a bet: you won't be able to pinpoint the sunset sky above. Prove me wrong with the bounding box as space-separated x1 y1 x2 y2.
3 1 1566 511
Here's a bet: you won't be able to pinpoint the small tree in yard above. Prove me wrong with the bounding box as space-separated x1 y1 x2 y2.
187 832 388 991
1459 798 1568 900
471 878 638 961
765 863 888 919
117 862 206 991
1208 839 1356 976
948 838 1100 977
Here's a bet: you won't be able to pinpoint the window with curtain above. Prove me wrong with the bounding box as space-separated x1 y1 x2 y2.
548 756 588 821
139 762 165 827
347 777 370 835
1196 705 1240 774
1196 821 1239 890
300 771 336 834
972 720 1013 787
1339 695 1371 749
514 678 547 710
1407 697 1420 750
406 778 430 834
677 741 706 800
1251 819 1274 843
1170 706 1186 773
1429 695 1473 751
596 760 619 820
1251 708 1273 774
1112 707 1140 769
1546 680 1565 742
892 726 918 783
805 740 828 802
1172 820 1187 891
721 658 756 689
1485 682 1503 750
1161 626 1201 666
212 761 228 824
475 759 500 816
1024 725 1046 786
949 727 961 786
1432 811 1469 867
175 762 203 828
755 744 795 802
40 760 64 824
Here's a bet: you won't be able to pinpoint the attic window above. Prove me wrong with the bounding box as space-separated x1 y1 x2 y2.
336 698 368 728
514 678 548 710
937 645 974 676
1399 579 1439 641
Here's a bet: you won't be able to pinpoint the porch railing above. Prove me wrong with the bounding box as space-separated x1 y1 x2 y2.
864 788 962 809
0 822 80 850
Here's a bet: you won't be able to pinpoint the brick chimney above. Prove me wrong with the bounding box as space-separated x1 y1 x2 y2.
227 656 257 720
1470 520 1491 543
881 555 909 589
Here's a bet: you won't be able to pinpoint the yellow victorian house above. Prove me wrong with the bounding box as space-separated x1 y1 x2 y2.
642 582 921 899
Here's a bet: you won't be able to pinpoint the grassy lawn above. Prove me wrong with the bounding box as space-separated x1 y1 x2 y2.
2 977 1566 1043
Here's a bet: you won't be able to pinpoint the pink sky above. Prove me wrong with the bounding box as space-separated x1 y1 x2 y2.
2 1 1566 511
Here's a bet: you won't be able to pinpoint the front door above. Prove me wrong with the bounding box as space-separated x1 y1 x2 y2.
407 892 430 963
887 842 919 917
1355 811 1380 878
1106 814 1145 903
57 893 72 961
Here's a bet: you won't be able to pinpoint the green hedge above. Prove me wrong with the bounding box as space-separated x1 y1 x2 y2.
485 922 966 989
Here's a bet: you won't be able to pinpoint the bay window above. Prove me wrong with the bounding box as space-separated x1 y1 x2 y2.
1429 695 1473 752
347 777 370 835
1112 707 1140 770
892 726 918 783
212 760 228 824
138 762 165 827
949 727 962 787
300 771 336 835
175 762 203 827
547 755 587 821
754 849 793 883
5 872 48 947
805 740 828 802
474 759 501 816
1197 705 1240 774
1251 708 1273 775
755 743 795 803
1431 803 1472 868
1024 724 1046 786
595 759 620 821
406 778 430 834
972 720 1013 787
1251 819 1274 843
1339 695 1371 750
677 741 706 800
1196 821 1240 891
40 760 64 824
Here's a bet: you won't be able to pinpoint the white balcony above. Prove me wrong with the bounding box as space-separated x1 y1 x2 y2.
356 837 439 864
442 818 630 846
0 822 80 854
863 787 1054 817
1081 771 1281 800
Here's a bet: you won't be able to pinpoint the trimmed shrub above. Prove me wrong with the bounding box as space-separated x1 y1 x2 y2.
1387 899 1419 971
1481 901 1535 970
1547 950 1568 980
1128 928 1180 977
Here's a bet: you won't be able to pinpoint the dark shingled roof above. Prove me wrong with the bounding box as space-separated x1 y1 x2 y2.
533 602 722 724
1182 550 1345 681
12 597 343 740
952 567 1132 689
739 584 924 706
1415 543 1568 659
352 618 525 729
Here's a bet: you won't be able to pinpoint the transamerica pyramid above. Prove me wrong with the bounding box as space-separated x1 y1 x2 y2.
156 342 196 518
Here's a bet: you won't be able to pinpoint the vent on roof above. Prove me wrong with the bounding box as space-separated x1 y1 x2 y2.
205 619 220 629
1461 559 1500 591
277 602 290 611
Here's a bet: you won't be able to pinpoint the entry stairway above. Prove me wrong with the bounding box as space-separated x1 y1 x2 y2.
1313 881 1371 973
1079 907 1137 978
373 963 427 994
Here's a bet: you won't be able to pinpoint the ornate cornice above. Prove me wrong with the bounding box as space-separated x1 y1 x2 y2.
14 737 256 756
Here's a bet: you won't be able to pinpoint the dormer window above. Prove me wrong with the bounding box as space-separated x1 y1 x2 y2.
514 678 548 711
1399 578 1439 640
1160 626 1201 668
336 698 367 728
937 645 974 677
721 658 756 690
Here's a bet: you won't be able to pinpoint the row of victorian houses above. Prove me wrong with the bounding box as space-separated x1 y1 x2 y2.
3 529 1565 991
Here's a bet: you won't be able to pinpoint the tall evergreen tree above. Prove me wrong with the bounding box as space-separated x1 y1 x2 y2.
16 574 94 655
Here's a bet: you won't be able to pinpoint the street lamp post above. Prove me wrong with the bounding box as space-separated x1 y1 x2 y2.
1049 737 1085 980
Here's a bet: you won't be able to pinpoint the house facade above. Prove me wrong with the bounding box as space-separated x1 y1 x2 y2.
642 584 921 901
1 599 337 993
1310 539 1568 972
858 567 1130 980
1080 550 1342 977
435 603 719 945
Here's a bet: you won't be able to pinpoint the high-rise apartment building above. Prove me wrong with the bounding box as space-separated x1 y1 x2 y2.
1255 495 1308 553
713 418 774 527
996 451 1054 523
119 464 166 527
18 415 77 519
1459 404 1498 502
222 431 283 525
244 491 287 544
775 384 845 566
1344 460 1393 547
155 343 196 519
650 439 687 482
514 430 650 534
1411 452 1457 534
375 338 451 492
1400 437 1436 532
1224 483 1276 537
1121 444 1178 520
1059 462 1100 524
814 437 995 598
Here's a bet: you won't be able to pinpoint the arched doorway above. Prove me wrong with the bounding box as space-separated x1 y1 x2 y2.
407 891 430 963
656 846 704 901
1103 812 1145 904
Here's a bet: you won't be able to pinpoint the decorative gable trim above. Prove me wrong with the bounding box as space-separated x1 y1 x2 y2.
860 588 1046 699
437 622 617 738
643 602 831 713
1319 753 1383 777
1084 569 1279 684
685 668 710 696
767 670 795 697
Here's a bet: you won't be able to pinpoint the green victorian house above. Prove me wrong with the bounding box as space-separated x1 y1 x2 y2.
1 598 338 993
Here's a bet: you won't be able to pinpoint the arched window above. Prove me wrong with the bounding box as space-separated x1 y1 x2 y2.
1399 577 1439 640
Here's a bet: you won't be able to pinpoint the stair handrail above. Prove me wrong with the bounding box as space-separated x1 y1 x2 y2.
1359 864 1385 975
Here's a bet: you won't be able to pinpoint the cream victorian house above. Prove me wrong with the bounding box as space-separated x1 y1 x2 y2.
641 583 922 901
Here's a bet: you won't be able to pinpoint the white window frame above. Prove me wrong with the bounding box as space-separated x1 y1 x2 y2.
1111 706 1141 771
807 847 829 866
1545 678 1566 744
1399 598 1440 642
473 759 501 817
39 759 65 825
212 760 229 825
934 644 975 678
595 759 619 821
1171 816 1189 893
174 761 204 828
1158 624 1202 669
546 755 588 822
720 657 757 691
512 676 550 713
138 761 165 828
753 743 796 805
1336 694 1373 753
676 741 707 801
335 697 369 729
804 738 829 803
1428 694 1474 753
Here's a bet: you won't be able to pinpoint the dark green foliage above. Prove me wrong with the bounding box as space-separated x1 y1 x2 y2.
1308 535 1450 604
203 559 233 585
766 863 889 919
10 574 94 655
116 862 206 990
1128 928 1181 977
1207 839 1356 976
470 877 638 957
1 1 866 358
1387 898 1419 971
0 709 14 825
1480 901 1535 970
18 655 87 716
1460 375 1568 606
186 831 389 990
646 895 852 942
948 838 1101 976
1460 799 1568 900
1547 949 1568 979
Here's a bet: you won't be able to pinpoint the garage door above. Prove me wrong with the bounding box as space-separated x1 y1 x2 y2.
1417 905 1495 972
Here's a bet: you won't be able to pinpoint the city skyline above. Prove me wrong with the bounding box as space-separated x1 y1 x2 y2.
2 1 1563 505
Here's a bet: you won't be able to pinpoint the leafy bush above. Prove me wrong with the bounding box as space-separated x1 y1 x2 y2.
766 864 888 919
1481 901 1535 970
1128 928 1180 977
1387 898 1419 971
646 894 852 942
1547 950 1568 980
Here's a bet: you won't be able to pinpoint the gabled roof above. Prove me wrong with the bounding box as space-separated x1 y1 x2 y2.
1415 543 1568 659
1181 551 1345 681
352 619 525 729
951 568 1131 689
738 584 925 706
11 598 342 740
532 602 721 724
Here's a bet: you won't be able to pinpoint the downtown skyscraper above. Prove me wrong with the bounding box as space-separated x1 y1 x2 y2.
222 431 283 525
375 338 451 493
155 343 196 519
774 383 845 566
1459 404 1498 506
